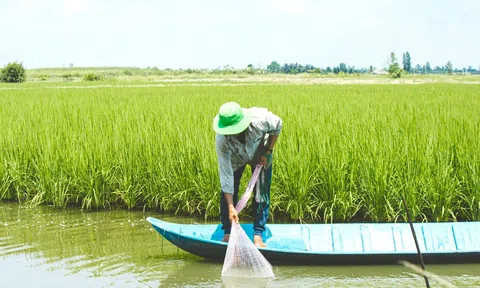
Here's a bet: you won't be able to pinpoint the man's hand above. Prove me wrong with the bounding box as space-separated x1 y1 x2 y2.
259 152 272 168
229 205 239 224
223 193 238 223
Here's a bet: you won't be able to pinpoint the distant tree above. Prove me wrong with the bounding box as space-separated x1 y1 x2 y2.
369 66 374 73
246 63 255 75
386 52 403 78
425 62 432 73
415 64 422 74
282 63 300 74
304 64 316 72
326 67 332 73
266 61 281 73
0 61 26 83
402 52 411 72
445 61 453 75
339 63 347 73
406 52 411 71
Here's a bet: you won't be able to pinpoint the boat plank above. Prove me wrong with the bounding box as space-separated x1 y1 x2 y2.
362 225 396 253
452 223 480 251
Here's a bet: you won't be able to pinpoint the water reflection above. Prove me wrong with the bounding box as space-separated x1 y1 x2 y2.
221 276 274 288
1 202 480 288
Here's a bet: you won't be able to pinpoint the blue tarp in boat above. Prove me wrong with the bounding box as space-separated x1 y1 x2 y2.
146 217 480 265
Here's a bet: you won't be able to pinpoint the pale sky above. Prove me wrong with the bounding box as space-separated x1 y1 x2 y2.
1 0 479 70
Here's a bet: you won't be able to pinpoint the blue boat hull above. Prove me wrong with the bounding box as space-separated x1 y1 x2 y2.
146 217 480 265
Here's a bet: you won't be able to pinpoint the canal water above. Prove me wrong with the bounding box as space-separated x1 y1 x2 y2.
1 202 479 287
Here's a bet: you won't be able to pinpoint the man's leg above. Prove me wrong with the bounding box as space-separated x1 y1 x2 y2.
220 164 246 242
251 163 272 247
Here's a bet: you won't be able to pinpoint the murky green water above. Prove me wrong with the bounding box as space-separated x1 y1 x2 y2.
1 202 479 287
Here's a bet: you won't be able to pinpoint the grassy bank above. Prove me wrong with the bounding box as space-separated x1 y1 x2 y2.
16 67 480 85
1 84 479 223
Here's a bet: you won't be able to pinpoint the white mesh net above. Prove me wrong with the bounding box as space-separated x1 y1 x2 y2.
221 165 275 281
221 222 274 278
235 164 262 212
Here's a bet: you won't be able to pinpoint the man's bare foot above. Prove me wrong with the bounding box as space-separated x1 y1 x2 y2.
222 234 230 243
254 235 267 248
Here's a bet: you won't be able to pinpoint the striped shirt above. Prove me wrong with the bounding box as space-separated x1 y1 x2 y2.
215 107 283 194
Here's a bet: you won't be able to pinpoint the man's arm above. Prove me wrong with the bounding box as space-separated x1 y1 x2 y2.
266 134 279 153
259 110 282 167
262 110 283 137
223 193 238 224
216 135 239 223
223 193 234 207
216 135 234 194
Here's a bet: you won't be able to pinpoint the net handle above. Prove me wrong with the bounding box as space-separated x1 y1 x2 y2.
235 164 262 213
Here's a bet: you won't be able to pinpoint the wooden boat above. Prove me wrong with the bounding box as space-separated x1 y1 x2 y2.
146 217 480 265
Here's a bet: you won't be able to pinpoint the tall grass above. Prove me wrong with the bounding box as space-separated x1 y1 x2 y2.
0 84 479 223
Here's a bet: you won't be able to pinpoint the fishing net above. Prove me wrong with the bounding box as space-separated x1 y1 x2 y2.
221 221 275 278
221 165 275 280
235 164 262 213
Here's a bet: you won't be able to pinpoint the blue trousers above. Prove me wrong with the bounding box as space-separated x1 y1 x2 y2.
220 164 272 237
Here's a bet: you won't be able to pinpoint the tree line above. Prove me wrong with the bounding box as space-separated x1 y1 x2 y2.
263 51 480 76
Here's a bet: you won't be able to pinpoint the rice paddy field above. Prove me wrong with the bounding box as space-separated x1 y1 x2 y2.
1 82 479 223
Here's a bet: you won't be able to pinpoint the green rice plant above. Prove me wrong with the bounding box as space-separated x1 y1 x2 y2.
0 84 479 223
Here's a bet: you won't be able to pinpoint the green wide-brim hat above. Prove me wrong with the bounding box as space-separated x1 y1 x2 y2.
213 102 252 135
